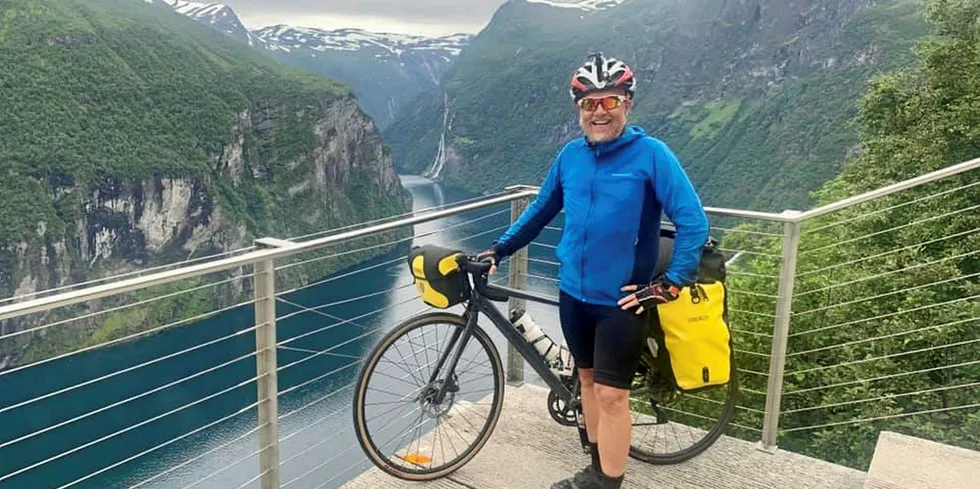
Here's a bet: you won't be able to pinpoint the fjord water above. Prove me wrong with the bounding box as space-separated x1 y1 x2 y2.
0 176 566 489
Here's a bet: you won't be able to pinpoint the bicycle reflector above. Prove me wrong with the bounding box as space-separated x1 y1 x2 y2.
400 453 433 466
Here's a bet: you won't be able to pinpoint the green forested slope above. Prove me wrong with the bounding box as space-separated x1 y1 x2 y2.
0 0 408 253
717 0 980 469
0 0 410 367
386 0 930 211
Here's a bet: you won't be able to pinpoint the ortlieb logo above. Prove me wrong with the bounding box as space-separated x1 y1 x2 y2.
688 315 709 323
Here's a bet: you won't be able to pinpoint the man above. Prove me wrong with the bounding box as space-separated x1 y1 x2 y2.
479 53 710 489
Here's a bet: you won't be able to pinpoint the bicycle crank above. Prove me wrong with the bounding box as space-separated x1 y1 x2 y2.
547 390 578 427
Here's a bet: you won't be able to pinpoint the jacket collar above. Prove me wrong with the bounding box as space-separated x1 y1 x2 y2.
585 124 646 157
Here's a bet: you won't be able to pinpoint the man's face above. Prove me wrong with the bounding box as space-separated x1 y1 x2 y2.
577 90 631 143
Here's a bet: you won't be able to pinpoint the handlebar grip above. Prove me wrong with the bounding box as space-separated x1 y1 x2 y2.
460 255 494 275
454 254 509 301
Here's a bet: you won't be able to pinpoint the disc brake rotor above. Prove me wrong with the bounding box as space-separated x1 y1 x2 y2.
420 377 457 417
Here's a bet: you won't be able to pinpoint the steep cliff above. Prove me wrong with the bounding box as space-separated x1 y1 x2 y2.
0 0 411 368
384 0 930 211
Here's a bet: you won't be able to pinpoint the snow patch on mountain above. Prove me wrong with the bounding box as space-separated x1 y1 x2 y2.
254 26 471 57
164 0 228 18
151 0 471 59
524 0 631 11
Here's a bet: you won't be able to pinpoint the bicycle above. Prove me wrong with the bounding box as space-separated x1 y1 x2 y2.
351 252 739 481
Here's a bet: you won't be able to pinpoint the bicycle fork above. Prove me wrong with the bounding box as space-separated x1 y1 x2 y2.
427 309 478 406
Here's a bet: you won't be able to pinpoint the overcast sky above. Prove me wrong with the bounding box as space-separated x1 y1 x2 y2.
225 0 510 36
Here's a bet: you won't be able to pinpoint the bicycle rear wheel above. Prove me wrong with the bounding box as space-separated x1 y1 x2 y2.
352 312 505 480
628 351 739 465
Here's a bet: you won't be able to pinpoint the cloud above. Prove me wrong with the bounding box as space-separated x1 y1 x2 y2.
227 0 507 35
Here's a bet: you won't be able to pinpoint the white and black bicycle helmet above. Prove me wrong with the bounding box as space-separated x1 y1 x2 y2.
569 52 636 102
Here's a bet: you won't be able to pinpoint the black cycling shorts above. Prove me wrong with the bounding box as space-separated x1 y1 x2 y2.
558 290 650 390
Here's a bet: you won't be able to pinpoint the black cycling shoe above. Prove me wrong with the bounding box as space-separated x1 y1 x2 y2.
550 465 601 489
598 471 625 489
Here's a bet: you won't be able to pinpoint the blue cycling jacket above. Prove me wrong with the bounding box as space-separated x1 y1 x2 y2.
492 124 710 307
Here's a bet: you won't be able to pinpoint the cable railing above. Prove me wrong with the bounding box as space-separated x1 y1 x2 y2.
504 157 980 471
1 157 978 488
0 246 259 307
0 273 261 488
0 188 532 489
761 160 980 470
515 209 794 444
262 203 519 489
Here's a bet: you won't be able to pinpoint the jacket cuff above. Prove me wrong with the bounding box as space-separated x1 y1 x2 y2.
490 241 508 259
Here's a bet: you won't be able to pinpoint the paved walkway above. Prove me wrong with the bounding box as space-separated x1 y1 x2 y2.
342 383 866 489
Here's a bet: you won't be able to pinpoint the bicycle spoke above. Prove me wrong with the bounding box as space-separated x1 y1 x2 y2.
627 366 737 462
354 313 503 478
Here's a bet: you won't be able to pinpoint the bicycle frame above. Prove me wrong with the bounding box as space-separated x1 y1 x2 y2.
386 256 739 468
430 270 577 407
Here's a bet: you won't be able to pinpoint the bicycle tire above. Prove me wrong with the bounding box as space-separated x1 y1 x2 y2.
628 356 739 465
352 311 505 481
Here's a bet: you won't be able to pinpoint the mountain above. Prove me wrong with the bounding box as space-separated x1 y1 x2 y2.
255 26 471 130
383 0 931 211
525 0 631 10
156 1 472 130
151 0 259 45
0 0 410 368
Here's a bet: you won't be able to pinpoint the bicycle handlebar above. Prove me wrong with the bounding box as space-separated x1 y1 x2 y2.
458 254 495 275
456 254 509 302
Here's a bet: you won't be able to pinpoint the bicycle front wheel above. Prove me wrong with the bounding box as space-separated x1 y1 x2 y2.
352 312 505 481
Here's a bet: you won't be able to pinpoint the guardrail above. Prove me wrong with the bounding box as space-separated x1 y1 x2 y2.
511 157 980 466
0 189 532 489
0 157 977 487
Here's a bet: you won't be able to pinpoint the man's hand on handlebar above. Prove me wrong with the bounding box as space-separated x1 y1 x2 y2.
476 249 498 275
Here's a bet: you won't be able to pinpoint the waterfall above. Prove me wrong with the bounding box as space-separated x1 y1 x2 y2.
423 90 451 179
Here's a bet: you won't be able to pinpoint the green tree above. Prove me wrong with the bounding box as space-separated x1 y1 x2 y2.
722 0 980 470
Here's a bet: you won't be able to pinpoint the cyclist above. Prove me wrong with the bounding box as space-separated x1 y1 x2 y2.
479 53 710 489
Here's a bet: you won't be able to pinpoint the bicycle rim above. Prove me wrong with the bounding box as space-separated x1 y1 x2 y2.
628 356 739 464
352 312 505 480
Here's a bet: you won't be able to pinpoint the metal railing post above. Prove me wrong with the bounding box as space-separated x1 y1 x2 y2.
506 195 530 386
254 258 281 488
759 211 802 453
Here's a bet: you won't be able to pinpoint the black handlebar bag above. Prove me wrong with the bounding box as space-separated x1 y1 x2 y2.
408 244 471 309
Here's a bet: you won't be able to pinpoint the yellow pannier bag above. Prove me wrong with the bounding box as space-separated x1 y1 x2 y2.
408 244 470 309
654 281 732 392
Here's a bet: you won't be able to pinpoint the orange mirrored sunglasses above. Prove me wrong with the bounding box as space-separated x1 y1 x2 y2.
578 95 626 112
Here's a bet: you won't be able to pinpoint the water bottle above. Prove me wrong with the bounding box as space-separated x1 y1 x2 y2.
555 343 574 377
510 308 574 376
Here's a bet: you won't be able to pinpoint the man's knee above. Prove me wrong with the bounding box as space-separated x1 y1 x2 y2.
594 383 630 412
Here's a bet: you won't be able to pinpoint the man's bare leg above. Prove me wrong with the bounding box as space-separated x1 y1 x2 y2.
594 383 631 478
579 368 599 443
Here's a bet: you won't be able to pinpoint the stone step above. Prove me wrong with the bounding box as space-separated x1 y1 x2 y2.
864 431 980 489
